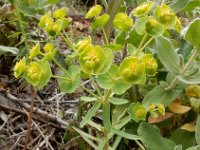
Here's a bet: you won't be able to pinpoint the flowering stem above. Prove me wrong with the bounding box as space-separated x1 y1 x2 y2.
52 75 70 81
135 33 148 56
61 30 76 52
24 86 35 150
89 75 102 97
52 58 71 78
136 37 154 56
80 84 100 100
102 28 109 45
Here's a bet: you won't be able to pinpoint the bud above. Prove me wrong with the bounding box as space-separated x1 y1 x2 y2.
113 13 133 31
132 1 153 16
142 54 158 76
158 104 165 115
86 5 102 19
38 12 54 28
53 8 67 19
76 36 92 53
13 58 26 78
90 14 110 30
154 4 176 27
44 43 54 53
29 43 41 59
174 16 182 32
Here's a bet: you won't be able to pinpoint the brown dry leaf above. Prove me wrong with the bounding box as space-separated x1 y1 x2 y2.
181 122 196 132
148 112 173 124
169 99 191 114
74 21 89 31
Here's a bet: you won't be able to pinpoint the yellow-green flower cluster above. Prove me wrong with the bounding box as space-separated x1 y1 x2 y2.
118 54 158 84
76 37 113 75
132 1 182 34
38 8 69 37
128 102 165 122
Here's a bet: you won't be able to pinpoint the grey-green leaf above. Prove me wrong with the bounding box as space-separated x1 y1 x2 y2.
108 97 129 105
155 36 180 74
138 122 176 150
112 127 141 140
0 45 19 56
143 84 177 106
195 115 200 145
184 18 200 48
80 100 102 128
58 65 80 93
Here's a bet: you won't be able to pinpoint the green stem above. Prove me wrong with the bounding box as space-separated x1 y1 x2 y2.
51 75 70 81
161 0 166 5
135 140 145 150
89 75 102 97
102 28 109 45
135 33 148 56
136 37 154 56
61 30 76 52
14 0 29 49
166 48 200 90
102 89 112 150
52 58 71 78
80 84 100 100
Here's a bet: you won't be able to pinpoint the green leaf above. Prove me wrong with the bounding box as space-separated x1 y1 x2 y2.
112 104 129 124
178 72 200 84
184 18 200 48
195 115 200 145
72 127 98 149
112 127 141 140
80 100 102 128
143 84 177 106
155 36 180 74
97 65 132 95
138 122 176 150
186 146 200 150
170 0 191 13
170 129 195 149
135 16 148 35
108 97 129 105
58 65 80 93
80 96 97 102
103 102 111 132
174 145 183 150
0 45 19 56
48 0 61 4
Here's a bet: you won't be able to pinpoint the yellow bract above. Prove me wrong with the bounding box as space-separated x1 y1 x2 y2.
85 5 102 19
132 1 153 16
13 58 26 78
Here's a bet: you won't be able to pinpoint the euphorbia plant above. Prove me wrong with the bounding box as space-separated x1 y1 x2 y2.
13 0 200 149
